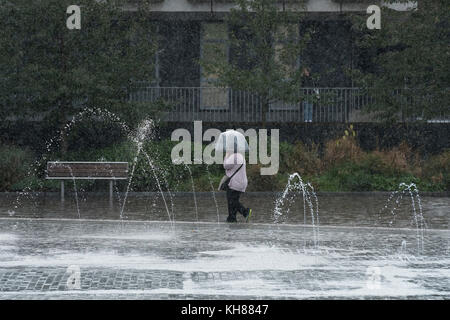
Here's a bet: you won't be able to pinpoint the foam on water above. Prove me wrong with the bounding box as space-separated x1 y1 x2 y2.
0 244 325 271
0 219 448 299
0 233 17 241
79 233 174 241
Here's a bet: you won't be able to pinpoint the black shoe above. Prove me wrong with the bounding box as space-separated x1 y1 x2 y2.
226 216 237 223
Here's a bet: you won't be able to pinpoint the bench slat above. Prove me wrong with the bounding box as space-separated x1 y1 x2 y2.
47 172 128 177
46 162 129 179
47 169 128 173
48 164 128 169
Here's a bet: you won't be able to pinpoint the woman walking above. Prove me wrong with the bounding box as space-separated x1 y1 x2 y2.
223 151 252 223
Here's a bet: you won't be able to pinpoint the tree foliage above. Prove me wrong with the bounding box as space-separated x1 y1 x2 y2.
0 0 159 149
350 0 450 121
200 0 311 124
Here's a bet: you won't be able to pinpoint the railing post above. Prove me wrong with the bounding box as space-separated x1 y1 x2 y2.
345 88 348 123
60 180 64 202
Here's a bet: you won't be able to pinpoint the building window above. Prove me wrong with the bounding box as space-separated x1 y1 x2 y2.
158 21 201 87
200 22 229 110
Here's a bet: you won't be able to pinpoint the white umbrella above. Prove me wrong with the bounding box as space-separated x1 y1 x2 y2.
215 130 249 154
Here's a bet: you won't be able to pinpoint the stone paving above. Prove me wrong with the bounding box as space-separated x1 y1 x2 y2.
0 218 449 299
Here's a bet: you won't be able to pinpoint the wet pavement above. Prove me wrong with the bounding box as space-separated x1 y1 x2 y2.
1 192 449 229
0 218 449 299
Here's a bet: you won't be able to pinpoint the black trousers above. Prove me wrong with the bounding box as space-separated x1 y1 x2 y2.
226 187 248 222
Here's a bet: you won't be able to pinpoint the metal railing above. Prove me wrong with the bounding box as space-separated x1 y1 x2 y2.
129 86 449 123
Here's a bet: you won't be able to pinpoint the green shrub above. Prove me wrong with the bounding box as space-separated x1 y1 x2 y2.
10 175 60 192
0 145 34 191
317 160 425 192
360 153 397 176
6 137 448 193
247 164 283 191
280 141 322 176
370 141 419 175
323 135 365 167
39 139 226 192
422 150 450 191
176 173 222 192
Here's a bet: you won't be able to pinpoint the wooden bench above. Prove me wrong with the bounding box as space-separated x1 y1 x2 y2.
46 162 129 202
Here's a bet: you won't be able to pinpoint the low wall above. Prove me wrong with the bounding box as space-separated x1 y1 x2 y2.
1 121 449 155
158 122 450 155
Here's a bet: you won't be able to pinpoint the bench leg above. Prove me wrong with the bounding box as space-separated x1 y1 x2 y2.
61 181 65 202
109 180 113 204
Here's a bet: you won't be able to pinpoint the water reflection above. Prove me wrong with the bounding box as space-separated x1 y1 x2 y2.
0 193 448 230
